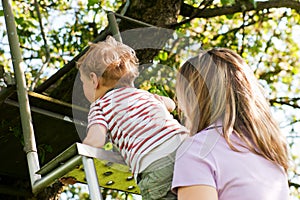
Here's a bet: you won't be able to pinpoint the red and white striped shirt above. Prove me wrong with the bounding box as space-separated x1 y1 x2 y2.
88 87 188 175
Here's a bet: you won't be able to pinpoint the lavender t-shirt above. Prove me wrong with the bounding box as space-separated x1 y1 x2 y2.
172 125 289 200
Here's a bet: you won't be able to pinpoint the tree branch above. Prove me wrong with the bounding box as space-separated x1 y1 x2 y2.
270 97 300 109
211 15 259 43
168 0 214 28
253 11 288 73
30 0 51 91
289 181 300 188
180 0 300 19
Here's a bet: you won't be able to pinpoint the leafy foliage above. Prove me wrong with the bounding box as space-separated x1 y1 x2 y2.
1 0 300 199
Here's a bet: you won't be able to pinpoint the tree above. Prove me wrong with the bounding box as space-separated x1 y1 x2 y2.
0 0 300 199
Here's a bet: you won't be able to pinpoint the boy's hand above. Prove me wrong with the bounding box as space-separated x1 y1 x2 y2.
154 94 176 112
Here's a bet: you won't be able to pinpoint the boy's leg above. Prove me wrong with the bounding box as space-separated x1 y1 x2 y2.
137 151 177 200
163 191 178 200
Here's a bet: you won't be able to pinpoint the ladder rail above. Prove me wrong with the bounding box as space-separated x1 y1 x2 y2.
3 4 133 198
82 156 103 200
2 0 41 186
32 155 82 194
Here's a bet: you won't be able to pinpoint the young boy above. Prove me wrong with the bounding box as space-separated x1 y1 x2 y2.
78 36 188 199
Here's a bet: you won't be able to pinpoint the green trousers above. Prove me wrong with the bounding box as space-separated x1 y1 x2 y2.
137 151 177 200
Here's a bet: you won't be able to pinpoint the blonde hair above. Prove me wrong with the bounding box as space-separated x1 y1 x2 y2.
176 48 289 172
77 36 139 87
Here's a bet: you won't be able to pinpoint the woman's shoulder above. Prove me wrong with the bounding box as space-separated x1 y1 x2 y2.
176 127 223 160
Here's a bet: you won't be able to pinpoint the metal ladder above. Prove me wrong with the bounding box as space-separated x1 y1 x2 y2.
2 0 152 198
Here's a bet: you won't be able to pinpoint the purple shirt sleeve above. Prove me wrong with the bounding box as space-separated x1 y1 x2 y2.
172 137 217 193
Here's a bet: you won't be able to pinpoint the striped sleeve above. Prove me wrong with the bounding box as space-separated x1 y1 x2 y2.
87 102 108 130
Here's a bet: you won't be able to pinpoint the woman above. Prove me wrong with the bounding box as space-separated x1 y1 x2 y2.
172 48 289 200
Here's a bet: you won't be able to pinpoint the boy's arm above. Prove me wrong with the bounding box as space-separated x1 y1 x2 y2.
60 124 106 185
154 94 176 112
83 124 107 148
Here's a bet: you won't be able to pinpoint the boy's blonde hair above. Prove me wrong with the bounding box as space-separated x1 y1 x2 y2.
176 48 289 172
77 36 139 87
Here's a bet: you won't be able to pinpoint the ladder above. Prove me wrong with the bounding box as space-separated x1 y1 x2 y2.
2 1 153 199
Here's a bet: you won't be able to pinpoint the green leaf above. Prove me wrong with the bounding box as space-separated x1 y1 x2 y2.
87 0 99 7
104 142 113 150
221 0 235 6
251 0 257 9
225 14 234 19
158 51 168 61
44 144 53 153
0 10 4 16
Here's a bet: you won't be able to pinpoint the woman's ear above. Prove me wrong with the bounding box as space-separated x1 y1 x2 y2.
89 72 99 89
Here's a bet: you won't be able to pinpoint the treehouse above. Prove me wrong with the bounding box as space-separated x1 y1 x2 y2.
0 6 155 199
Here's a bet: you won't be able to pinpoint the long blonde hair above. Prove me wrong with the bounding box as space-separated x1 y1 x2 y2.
176 48 289 171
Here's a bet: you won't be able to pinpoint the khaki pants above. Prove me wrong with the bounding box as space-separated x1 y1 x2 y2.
137 151 177 200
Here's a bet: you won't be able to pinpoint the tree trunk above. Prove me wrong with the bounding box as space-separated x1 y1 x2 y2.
119 0 181 64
